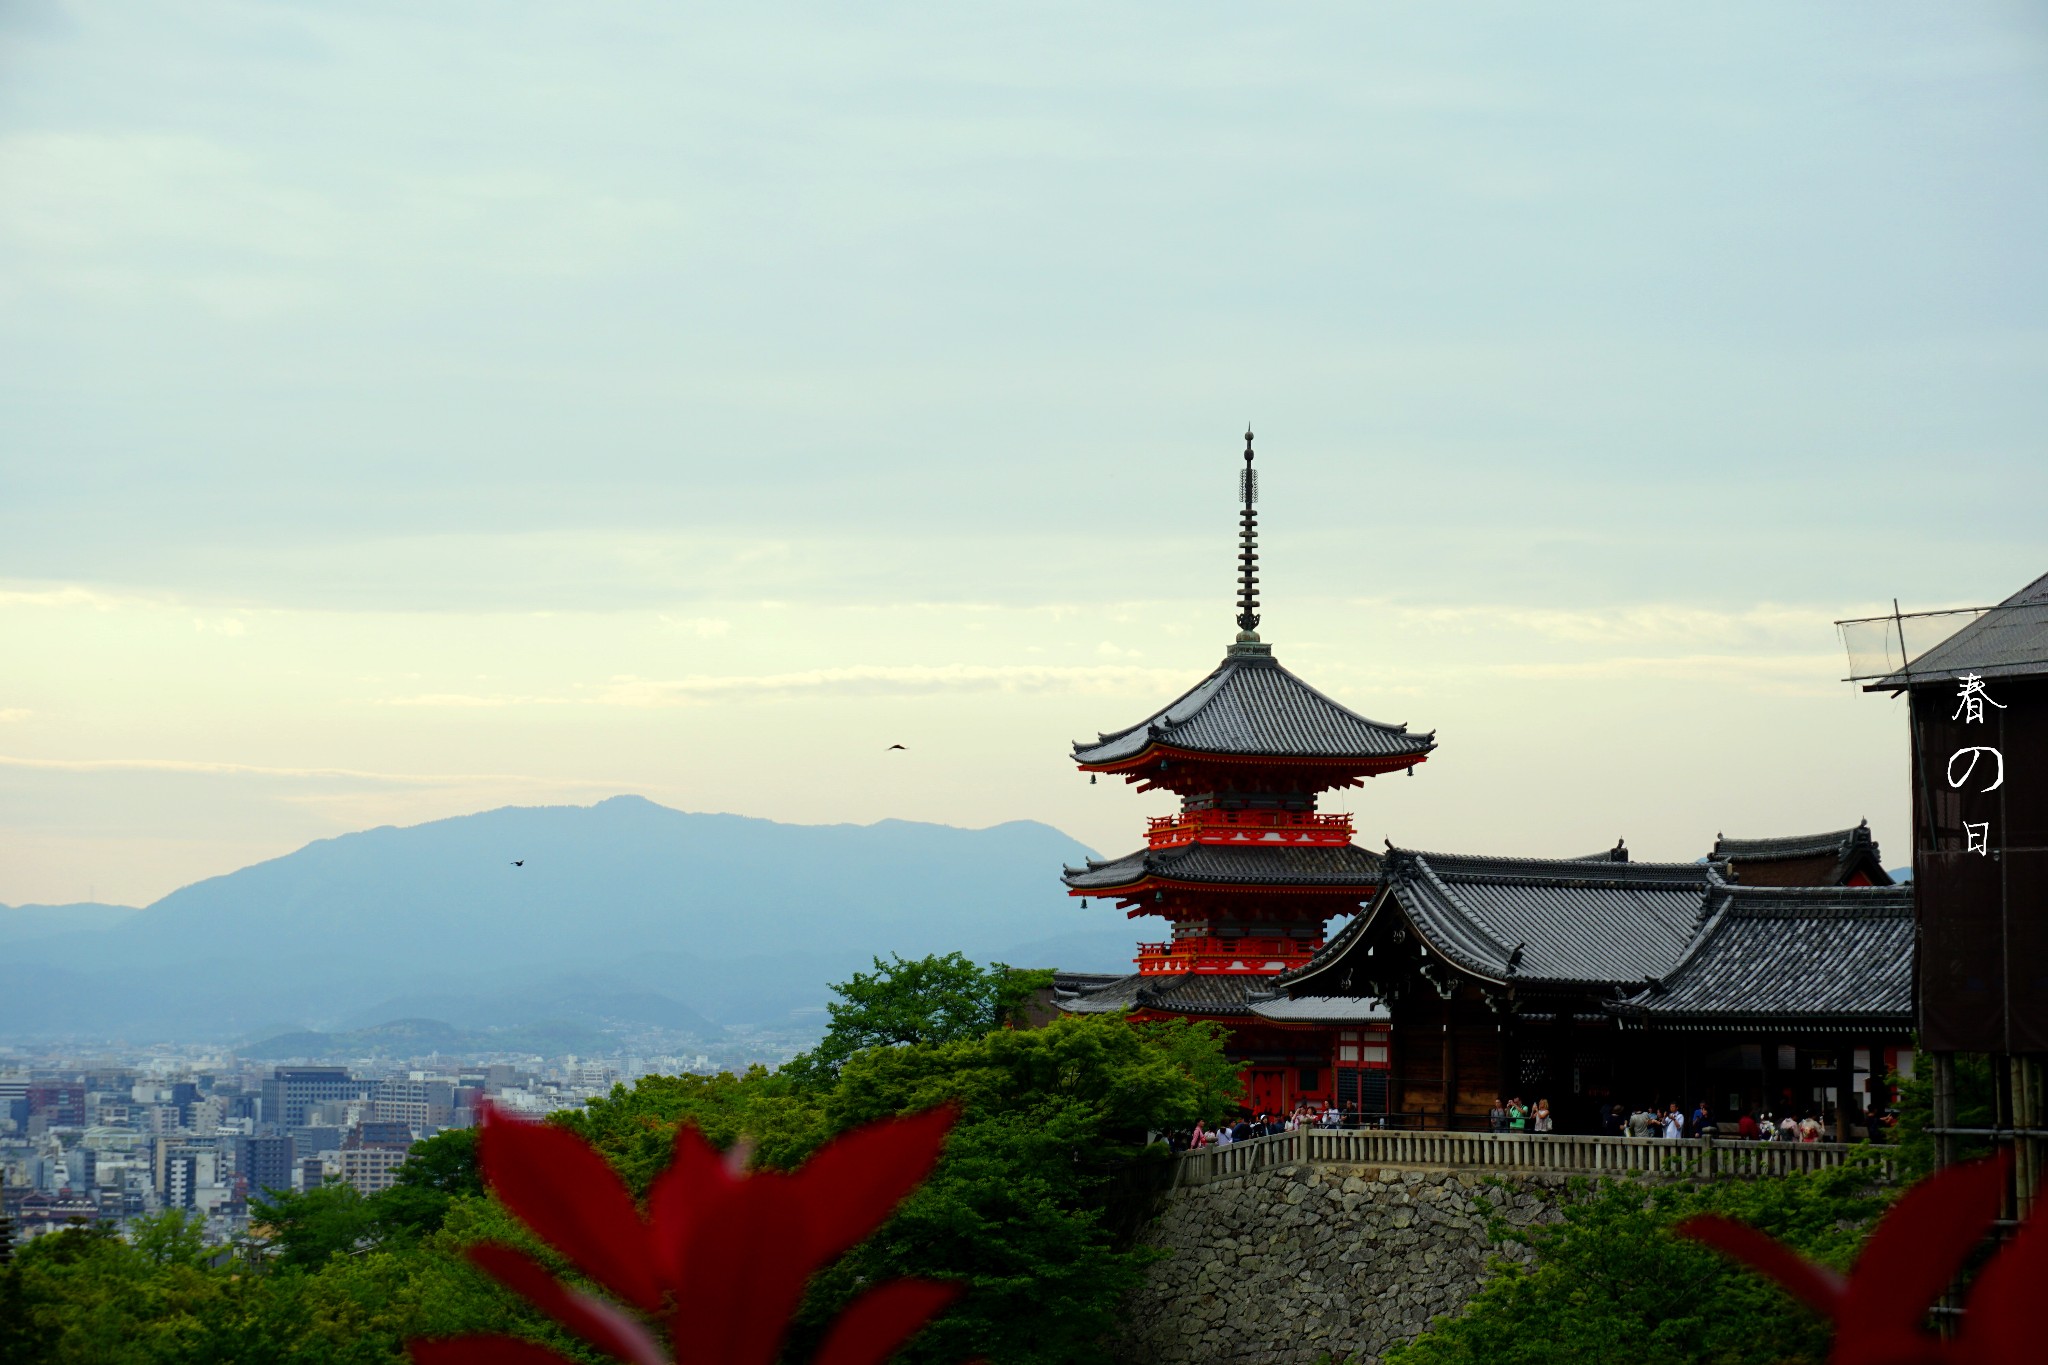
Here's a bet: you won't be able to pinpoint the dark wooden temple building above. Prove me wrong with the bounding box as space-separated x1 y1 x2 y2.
1274 848 1912 1131
1054 432 1916 1132
1706 821 1894 887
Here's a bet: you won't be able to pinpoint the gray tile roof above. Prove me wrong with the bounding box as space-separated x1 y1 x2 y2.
1052 972 1260 1017
1282 848 1725 992
1072 643 1434 767
1246 995 1390 1024
1707 821 1892 887
1868 570 2048 688
1712 825 1867 860
1063 841 1384 892
1612 885 1913 1027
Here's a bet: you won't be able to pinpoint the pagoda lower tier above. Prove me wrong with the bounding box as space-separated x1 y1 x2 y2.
1051 971 1395 1117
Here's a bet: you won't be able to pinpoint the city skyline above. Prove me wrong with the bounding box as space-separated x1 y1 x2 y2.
5 4 2046 905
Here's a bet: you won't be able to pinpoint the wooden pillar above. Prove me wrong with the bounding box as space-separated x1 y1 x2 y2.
1387 1020 1404 1123
1441 1021 1456 1133
1761 1036 1779 1124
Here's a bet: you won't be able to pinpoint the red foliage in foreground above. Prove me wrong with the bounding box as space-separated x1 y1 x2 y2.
408 1103 962 1365
1677 1155 2048 1365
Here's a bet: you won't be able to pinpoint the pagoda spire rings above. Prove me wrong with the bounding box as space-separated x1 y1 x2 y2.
1236 427 1261 642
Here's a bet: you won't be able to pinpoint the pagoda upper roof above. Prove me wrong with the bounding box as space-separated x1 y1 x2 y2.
1062 841 1383 893
1611 885 1913 1029
1071 642 1434 769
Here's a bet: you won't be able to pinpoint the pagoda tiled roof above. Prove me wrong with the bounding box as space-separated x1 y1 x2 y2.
1062 841 1384 892
1280 848 1724 993
1245 995 1390 1024
1071 643 1433 767
1611 885 1913 1028
1052 971 1260 1017
1867 569 2048 689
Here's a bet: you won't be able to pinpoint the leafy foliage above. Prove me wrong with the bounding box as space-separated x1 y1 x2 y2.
563 1010 1237 1365
1891 1053 1996 1181
782 953 1057 1083
1386 1164 1890 1365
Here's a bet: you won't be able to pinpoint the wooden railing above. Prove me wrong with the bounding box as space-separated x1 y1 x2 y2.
1173 1127 1897 1187
1146 809 1355 849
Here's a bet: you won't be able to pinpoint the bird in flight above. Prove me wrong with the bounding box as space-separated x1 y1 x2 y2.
886 744 906 751
510 860 525 867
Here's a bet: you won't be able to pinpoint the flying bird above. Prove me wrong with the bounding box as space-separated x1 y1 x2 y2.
510 860 524 867
886 744 906 750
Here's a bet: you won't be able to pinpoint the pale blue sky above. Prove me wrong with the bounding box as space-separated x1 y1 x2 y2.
2 3 2044 904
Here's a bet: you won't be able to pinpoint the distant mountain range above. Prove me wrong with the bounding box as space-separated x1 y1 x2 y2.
2 797 1132 1044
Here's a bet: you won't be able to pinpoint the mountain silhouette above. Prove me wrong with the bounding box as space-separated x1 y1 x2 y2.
2 796 1130 1041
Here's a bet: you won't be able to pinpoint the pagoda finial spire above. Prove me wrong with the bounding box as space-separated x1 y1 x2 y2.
1235 426 1261 643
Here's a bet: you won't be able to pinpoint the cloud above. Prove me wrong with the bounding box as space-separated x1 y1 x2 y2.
1379 601 1833 647
0 709 30 723
0 584 139 611
378 662 1190 710
0 753 616 788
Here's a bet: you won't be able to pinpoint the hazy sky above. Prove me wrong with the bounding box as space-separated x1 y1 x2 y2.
3 3 2044 907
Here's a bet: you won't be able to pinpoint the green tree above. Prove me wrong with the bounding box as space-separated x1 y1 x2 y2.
1386 1164 1890 1365
787 953 1057 1082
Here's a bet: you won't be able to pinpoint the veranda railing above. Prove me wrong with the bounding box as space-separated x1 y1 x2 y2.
1172 1127 1897 1187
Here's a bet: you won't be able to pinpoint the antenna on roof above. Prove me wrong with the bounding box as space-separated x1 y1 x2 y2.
1236 427 1261 643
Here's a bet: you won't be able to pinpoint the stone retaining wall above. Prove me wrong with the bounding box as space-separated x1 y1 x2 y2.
1116 1163 1574 1365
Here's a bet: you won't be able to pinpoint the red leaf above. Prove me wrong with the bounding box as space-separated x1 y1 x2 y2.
1674 1214 1847 1316
478 1105 663 1313
646 1123 739 1291
792 1106 957 1267
672 1174 816 1365
814 1278 963 1365
1837 1155 2009 1360
467 1244 666 1365
1959 1203 2048 1364
408 1336 580 1365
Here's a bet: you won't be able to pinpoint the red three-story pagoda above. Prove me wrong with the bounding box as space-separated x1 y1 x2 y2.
1054 431 1436 1118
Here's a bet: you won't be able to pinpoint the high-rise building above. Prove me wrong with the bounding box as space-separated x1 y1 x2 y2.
26 1083 87 1128
338 1122 415 1195
234 1135 295 1203
261 1068 367 1129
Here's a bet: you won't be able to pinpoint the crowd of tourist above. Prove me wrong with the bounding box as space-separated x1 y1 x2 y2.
1183 1103 1356 1148
1168 1096 1855 1148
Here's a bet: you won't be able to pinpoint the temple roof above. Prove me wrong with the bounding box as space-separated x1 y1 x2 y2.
1867 569 2048 689
1611 885 1913 1028
1245 995 1390 1024
1052 971 1393 1023
1281 848 1726 993
1062 841 1384 892
1052 971 1259 1017
1071 643 1434 768
1708 821 1893 886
